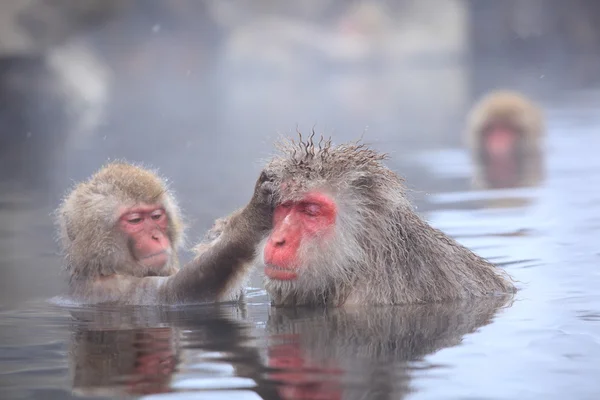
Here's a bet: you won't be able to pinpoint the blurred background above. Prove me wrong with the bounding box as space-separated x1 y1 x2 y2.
1 0 600 308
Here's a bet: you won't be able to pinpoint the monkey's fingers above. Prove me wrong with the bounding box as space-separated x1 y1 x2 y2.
257 181 276 204
261 167 279 182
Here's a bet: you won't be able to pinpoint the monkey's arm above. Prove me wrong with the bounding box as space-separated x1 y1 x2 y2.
192 214 233 257
160 172 275 304
85 211 268 305
85 222 257 305
160 211 260 303
80 171 274 306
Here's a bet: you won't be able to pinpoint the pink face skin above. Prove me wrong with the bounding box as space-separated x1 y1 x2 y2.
263 192 337 281
482 124 523 186
485 124 519 158
118 204 171 271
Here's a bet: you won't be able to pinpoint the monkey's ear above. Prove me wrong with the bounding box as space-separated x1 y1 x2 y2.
352 175 374 190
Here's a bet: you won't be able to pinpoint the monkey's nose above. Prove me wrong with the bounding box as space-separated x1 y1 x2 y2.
270 233 286 246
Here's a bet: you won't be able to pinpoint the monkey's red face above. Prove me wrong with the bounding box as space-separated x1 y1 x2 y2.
263 192 337 281
482 122 526 188
119 204 171 271
484 123 520 158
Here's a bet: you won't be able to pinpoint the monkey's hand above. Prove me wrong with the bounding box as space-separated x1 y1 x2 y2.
168 170 277 302
242 169 276 232
193 170 275 260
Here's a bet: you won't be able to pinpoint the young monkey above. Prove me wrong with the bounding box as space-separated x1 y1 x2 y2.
56 162 274 305
255 135 516 307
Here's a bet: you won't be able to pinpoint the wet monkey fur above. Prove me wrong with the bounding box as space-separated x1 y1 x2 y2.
255 134 516 307
56 162 275 305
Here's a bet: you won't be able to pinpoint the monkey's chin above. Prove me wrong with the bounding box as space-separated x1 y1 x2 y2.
139 251 170 271
264 264 298 281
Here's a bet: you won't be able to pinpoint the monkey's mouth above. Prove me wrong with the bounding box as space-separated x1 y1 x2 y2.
139 250 170 268
141 250 169 259
264 264 298 281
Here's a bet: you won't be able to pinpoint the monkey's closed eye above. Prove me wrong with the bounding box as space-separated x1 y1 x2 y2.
127 214 143 224
303 203 321 216
151 210 164 221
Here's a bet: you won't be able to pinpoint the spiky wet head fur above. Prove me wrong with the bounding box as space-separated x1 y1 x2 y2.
261 133 516 306
56 162 184 283
465 90 545 151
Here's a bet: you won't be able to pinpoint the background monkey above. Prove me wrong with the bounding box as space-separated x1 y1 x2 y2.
56 162 274 305
465 90 545 189
255 135 516 307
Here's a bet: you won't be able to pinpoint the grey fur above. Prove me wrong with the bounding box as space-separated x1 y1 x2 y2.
260 134 517 307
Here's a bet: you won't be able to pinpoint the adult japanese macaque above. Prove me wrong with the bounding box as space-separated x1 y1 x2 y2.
465 90 545 189
56 162 274 305
257 135 516 307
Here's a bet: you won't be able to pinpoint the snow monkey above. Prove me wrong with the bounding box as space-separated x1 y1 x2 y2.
257 134 516 307
465 90 545 189
56 162 275 305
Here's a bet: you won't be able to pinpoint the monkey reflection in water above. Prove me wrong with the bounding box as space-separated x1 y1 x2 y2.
465 90 545 190
67 298 512 399
70 325 176 396
68 306 281 398
266 296 512 399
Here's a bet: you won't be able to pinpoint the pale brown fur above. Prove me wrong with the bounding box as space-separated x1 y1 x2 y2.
56 162 275 305
465 89 544 152
465 90 545 189
58 162 184 282
259 133 516 307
